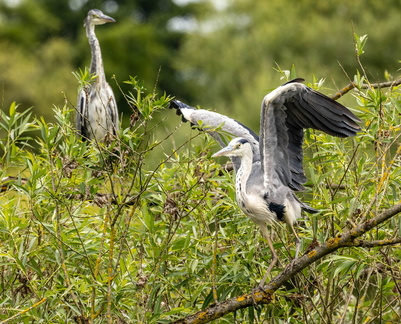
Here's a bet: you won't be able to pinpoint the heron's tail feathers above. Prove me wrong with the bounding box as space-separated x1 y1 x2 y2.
301 203 319 214
292 193 319 214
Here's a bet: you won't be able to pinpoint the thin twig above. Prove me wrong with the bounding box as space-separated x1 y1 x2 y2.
0 298 47 324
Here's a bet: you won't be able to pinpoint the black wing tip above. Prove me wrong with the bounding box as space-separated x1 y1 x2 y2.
168 99 191 122
335 126 362 138
169 99 194 110
283 79 361 128
169 99 194 122
310 88 362 122
303 88 362 137
169 99 183 111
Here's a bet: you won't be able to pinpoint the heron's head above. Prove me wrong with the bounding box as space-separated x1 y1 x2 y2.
212 138 251 158
85 9 116 27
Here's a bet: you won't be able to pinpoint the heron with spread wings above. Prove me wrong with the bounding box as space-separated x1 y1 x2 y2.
171 78 361 286
76 9 119 141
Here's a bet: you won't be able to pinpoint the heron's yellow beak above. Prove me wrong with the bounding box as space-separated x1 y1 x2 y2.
212 145 234 158
98 14 116 24
101 15 116 23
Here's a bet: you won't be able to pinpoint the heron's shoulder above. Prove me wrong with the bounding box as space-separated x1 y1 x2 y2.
262 81 308 107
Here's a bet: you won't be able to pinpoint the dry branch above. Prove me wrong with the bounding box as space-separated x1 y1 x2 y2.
331 78 401 100
172 202 401 324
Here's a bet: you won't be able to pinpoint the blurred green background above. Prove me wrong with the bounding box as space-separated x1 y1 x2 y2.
0 0 400 130
0 2 400 322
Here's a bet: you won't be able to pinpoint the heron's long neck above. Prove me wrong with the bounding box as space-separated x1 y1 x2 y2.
86 23 106 84
235 150 253 199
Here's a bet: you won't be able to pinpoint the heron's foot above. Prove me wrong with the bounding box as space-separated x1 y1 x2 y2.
250 271 271 305
289 258 296 270
251 285 266 305
257 283 267 294
285 257 298 273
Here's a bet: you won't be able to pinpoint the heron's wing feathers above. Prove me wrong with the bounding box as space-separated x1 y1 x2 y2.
261 81 361 191
287 89 361 137
285 113 307 190
76 88 88 139
105 83 119 135
170 99 260 171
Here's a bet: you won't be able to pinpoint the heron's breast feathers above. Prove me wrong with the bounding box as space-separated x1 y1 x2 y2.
237 193 277 225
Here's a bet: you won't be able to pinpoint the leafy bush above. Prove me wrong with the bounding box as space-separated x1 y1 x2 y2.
0 70 400 324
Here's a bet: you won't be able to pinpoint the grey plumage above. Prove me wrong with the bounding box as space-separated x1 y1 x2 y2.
171 78 361 285
76 9 119 141
170 99 260 171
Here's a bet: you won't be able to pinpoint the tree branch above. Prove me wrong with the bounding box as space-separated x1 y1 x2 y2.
172 202 401 324
345 237 401 248
331 78 401 100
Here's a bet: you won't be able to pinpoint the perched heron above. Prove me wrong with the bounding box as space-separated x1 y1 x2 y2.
171 78 361 286
76 9 119 141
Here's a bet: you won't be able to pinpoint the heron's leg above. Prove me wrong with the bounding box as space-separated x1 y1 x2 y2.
258 225 278 289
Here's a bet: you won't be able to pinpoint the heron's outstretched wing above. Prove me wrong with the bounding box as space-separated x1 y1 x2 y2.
170 99 260 171
260 79 361 191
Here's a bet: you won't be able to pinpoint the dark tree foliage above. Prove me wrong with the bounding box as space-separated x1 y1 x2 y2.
0 0 201 118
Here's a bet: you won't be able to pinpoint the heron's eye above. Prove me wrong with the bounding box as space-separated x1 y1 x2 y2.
235 143 241 149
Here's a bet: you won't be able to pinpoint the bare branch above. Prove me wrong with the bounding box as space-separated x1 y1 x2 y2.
172 202 401 324
331 83 356 101
345 237 401 248
331 78 401 100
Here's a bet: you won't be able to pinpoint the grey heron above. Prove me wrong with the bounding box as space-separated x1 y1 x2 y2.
76 9 119 141
171 78 361 286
